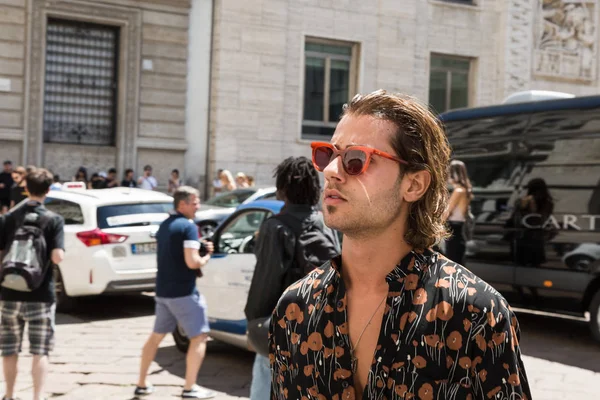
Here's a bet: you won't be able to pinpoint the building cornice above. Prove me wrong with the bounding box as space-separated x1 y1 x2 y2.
82 0 191 13
135 0 191 10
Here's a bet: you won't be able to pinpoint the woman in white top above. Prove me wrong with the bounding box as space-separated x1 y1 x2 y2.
235 172 250 188
444 159 473 265
220 170 236 192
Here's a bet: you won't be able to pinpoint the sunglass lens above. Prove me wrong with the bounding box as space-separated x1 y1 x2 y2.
314 146 334 171
344 149 367 175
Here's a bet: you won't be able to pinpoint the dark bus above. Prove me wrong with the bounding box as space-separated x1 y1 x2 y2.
439 94 600 342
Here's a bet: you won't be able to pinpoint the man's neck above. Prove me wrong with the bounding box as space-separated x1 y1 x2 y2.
175 209 190 219
340 222 413 294
283 201 310 208
28 195 45 203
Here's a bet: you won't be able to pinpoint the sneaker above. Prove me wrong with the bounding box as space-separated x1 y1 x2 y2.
134 384 155 396
181 385 216 399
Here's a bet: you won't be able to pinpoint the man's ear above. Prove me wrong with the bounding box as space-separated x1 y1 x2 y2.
402 170 431 203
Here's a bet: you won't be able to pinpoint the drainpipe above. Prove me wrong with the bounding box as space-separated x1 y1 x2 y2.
203 0 216 200
22 0 34 164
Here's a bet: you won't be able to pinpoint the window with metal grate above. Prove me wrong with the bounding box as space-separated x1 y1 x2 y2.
43 19 120 146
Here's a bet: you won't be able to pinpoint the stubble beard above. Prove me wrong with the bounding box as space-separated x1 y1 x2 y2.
324 182 404 239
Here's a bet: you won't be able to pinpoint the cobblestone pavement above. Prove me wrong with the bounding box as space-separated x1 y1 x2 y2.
0 295 599 399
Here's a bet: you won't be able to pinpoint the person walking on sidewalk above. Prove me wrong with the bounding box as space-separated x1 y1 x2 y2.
244 157 340 400
0 169 65 400
135 186 215 399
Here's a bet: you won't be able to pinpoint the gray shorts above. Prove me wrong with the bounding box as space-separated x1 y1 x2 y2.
153 292 210 338
0 301 56 356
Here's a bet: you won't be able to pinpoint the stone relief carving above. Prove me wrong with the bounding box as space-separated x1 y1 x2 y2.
533 0 597 81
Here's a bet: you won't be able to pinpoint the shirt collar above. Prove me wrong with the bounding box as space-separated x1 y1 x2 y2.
281 203 314 213
326 247 435 290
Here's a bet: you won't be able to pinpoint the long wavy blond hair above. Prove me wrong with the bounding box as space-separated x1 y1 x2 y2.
342 90 451 249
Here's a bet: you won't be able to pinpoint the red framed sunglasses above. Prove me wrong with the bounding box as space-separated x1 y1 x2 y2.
310 142 408 176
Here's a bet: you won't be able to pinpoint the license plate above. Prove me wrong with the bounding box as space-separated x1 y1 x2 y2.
131 242 157 255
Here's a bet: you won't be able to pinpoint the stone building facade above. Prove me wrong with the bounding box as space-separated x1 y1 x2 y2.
1 0 598 194
0 0 203 190
206 0 600 188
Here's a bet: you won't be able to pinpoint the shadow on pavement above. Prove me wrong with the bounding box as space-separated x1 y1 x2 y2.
154 340 254 397
517 312 600 373
55 293 155 324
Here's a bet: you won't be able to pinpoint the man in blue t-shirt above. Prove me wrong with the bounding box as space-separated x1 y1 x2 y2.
135 186 215 399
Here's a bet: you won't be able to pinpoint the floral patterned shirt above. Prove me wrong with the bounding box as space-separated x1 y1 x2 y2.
269 248 531 400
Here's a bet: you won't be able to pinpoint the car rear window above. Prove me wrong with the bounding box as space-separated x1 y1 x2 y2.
97 202 173 229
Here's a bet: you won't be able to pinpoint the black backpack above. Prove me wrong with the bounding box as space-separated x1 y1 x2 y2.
246 211 339 357
274 212 339 288
0 212 49 292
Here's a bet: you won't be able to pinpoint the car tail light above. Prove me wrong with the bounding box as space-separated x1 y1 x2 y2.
76 228 128 247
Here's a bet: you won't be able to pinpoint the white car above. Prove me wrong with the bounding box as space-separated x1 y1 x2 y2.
562 243 600 271
14 184 174 310
195 187 277 238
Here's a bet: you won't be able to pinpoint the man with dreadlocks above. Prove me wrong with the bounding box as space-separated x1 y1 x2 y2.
244 156 340 400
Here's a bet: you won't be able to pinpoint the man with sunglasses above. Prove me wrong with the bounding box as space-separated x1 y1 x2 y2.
269 90 531 400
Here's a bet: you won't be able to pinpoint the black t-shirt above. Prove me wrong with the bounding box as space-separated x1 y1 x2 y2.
0 171 13 200
105 177 118 188
10 184 28 206
0 202 65 303
90 178 106 189
121 179 136 188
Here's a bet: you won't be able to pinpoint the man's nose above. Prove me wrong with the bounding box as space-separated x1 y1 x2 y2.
323 155 345 183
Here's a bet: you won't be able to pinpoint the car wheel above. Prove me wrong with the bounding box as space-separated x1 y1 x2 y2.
590 290 600 343
565 255 594 271
53 266 76 313
198 221 217 238
173 324 190 353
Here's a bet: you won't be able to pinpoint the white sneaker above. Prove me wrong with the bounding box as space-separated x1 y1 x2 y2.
181 385 216 399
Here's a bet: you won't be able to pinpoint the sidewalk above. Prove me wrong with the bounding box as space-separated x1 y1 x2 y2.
0 313 253 399
1 301 599 399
